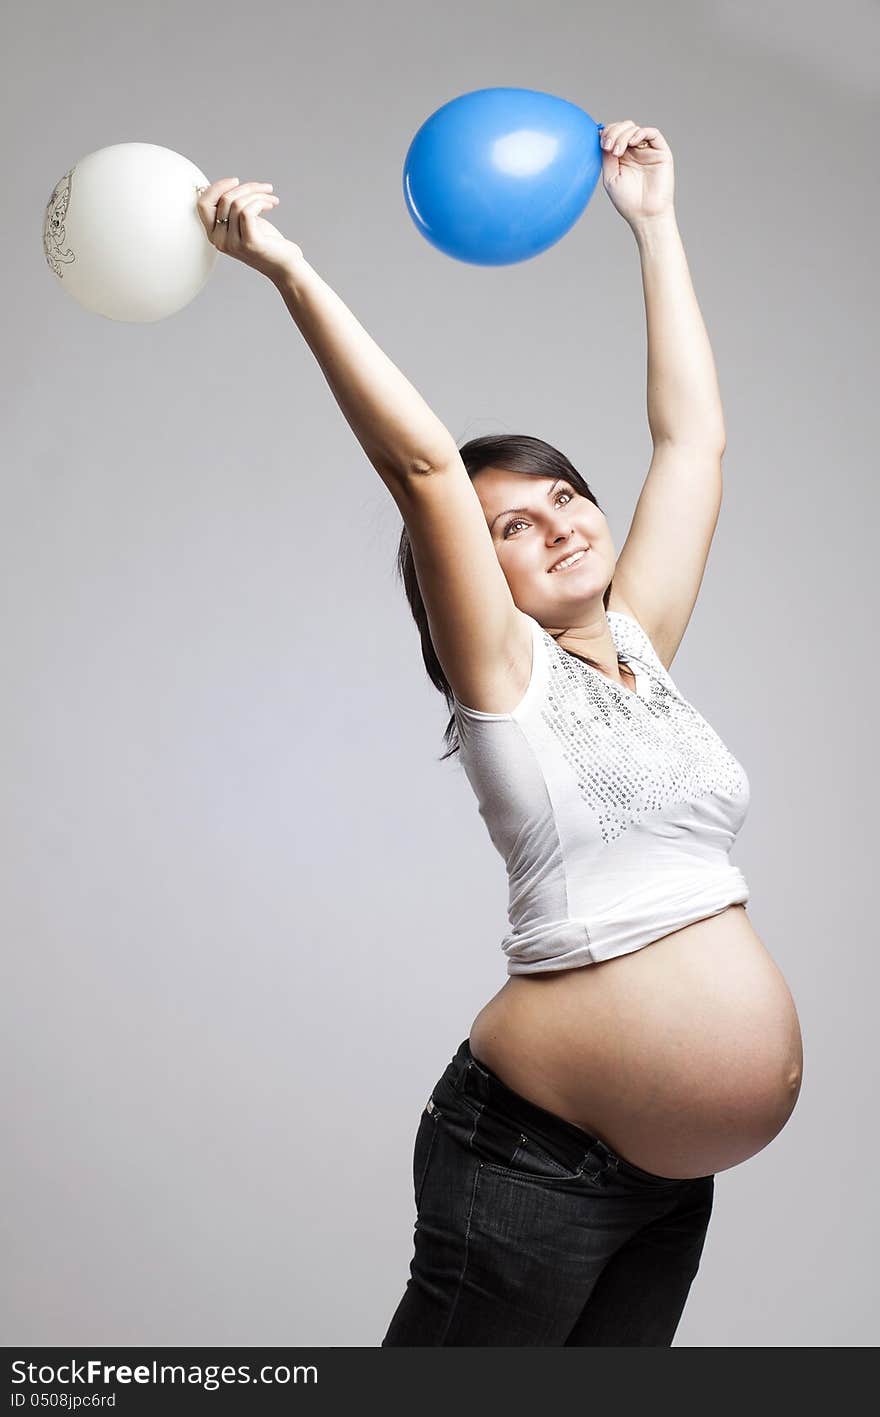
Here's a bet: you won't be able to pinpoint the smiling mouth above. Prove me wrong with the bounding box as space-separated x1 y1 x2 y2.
548 548 590 573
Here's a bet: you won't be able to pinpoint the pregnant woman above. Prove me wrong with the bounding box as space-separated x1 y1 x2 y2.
197 117 803 1346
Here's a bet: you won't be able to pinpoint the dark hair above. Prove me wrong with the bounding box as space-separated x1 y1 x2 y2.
394 433 628 762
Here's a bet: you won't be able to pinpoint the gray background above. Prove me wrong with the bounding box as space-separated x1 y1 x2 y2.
3 0 877 1347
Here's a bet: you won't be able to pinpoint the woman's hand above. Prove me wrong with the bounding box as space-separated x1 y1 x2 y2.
598 121 675 227
195 178 303 282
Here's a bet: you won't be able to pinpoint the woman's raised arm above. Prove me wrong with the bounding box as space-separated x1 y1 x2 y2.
273 252 458 484
195 177 458 489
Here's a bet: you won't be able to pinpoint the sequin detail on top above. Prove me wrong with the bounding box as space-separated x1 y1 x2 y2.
451 610 751 974
540 618 750 846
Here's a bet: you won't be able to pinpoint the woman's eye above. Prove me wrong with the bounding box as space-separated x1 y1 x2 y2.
503 489 573 538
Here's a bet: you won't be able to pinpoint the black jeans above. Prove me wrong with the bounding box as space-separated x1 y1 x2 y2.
381 1039 715 1346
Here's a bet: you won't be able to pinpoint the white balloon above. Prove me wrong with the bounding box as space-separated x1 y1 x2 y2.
42 142 217 323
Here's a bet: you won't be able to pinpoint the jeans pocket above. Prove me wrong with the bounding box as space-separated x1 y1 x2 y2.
454 1097 587 1184
413 1099 442 1209
486 1129 586 1184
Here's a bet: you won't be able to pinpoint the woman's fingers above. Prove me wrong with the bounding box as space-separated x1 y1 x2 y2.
194 183 296 278
203 177 241 196
601 120 640 155
196 178 274 227
216 193 279 239
599 121 664 157
637 127 670 151
216 181 274 220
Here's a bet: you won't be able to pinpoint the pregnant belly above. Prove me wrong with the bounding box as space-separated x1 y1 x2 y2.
468 905 804 1180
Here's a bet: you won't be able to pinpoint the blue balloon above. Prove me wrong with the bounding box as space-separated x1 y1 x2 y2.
403 87 604 266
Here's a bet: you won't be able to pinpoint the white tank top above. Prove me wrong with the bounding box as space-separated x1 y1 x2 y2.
452 609 750 974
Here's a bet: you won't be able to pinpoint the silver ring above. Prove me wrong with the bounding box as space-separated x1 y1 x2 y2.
216 216 229 225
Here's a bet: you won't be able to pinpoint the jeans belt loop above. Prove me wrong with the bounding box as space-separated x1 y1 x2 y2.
594 1139 618 1171
465 1059 489 1103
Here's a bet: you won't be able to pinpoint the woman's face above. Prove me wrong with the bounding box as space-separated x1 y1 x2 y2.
473 468 616 624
